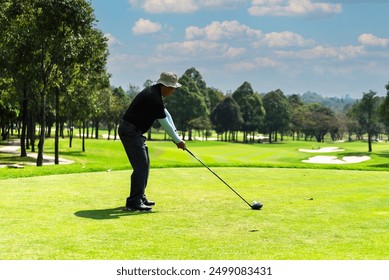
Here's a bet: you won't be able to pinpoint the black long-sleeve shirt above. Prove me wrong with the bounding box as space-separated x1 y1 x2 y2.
122 84 167 133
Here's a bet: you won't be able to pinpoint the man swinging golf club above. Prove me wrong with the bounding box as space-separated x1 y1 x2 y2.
119 72 186 212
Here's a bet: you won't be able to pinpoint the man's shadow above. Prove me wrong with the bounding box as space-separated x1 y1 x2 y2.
74 207 155 220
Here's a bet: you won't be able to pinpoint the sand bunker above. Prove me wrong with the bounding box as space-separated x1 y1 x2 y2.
0 145 74 168
302 155 371 164
299 146 371 164
299 146 345 153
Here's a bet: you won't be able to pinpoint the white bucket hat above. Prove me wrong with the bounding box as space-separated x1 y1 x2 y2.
157 72 182 88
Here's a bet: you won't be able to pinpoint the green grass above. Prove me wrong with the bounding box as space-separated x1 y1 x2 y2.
0 168 387 259
1 137 389 259
2 137 389 180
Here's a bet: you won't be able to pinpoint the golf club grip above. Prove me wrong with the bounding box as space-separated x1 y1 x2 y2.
185 148 251 207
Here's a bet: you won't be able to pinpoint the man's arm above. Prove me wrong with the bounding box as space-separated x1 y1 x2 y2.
164 108 177 131
158 109 186 150
158 117 182 144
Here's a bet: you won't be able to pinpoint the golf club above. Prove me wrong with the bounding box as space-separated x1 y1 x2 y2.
185 148 262 210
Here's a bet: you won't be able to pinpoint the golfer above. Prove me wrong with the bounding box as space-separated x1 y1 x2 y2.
118 72 186 211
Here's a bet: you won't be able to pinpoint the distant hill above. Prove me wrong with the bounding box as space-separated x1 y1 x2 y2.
299 91 356 113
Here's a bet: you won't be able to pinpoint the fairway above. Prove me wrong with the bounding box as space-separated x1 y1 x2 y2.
0 167 388 260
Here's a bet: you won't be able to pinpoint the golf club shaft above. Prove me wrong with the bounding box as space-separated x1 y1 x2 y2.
185 148 252 207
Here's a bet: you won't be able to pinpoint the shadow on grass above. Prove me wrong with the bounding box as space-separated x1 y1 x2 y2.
59 150 86 157
369 163 389 168
74 206 156 220
376 151 389 159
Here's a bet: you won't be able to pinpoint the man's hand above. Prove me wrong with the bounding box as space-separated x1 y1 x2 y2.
176 141 186 150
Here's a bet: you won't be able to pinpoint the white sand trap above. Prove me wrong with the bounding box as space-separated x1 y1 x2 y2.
0 146 20 152
303 155 371 164
0 145 74 167
299 146 345 153
26 153 74 165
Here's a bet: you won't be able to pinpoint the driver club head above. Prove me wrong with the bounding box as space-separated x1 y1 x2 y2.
251 201 263 210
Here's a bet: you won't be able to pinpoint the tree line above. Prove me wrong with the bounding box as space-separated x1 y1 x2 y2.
0 0 109 165
2 1 389 167
168 68 389 155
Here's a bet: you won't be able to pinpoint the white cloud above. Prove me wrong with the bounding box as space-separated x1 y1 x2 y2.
197 0 246 9
157 39 245 59
337 45 366 60
258 31 315 47
358 33 389 47
107 54 134 73
225 47 246 58
157 40 222 56
185 20 262 41
275 45 365 60
129 0 245 13
185 26 204 40
186 21 314 49
129 0 198 13
225 56 282 71
132 18 162 35
248 0 342 16
104 33 122 47
316 0 387 3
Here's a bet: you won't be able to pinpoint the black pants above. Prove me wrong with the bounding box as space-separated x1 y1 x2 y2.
118 121 150 207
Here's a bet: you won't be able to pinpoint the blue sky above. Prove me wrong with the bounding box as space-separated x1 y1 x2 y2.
90 0 389 98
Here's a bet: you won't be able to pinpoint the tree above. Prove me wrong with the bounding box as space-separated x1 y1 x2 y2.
262 89 291 143
0 78 18 140
206 87 224 112
106 86 129 140
34 0 108 165
379 82 389 140
0 0 41 157
348 90 381 152
181 68 227 138
288 94 304 140
183 67 207 92
302 103 338 142
232 82 265 142
53 26 109 162
164 72 208 140
189 87 223 140
332 112 349 141
1 0 109 164
127 83 141 102
210 96 243 141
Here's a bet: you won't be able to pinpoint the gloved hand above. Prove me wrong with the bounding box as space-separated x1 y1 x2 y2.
176 141 186 150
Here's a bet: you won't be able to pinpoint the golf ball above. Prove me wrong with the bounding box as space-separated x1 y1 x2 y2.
251 201 263 210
